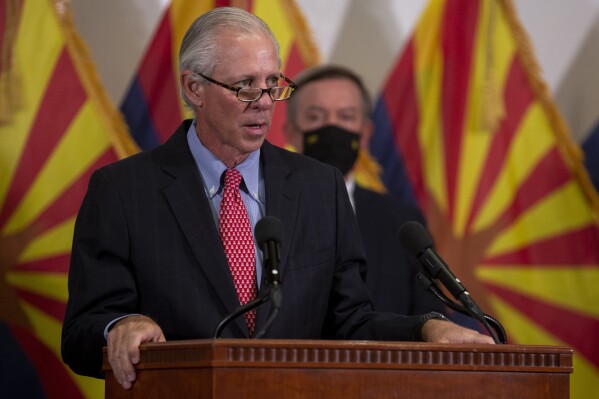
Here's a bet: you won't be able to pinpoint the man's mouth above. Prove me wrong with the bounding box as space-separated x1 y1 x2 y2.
246 123 267 130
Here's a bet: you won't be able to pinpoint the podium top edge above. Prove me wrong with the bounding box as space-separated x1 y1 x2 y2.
101 338 573 355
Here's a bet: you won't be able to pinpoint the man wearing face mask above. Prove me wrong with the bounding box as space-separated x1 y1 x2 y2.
284 64 445 316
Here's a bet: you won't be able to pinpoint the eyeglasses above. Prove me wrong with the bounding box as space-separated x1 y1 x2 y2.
197 73 296 102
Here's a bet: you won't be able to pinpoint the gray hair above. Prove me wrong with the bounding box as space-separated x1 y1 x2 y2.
286 64 372 126
178 7 281 109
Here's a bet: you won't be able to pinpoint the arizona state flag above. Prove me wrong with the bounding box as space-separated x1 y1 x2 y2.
0 0 137 397
121 0 319 150
371 0 599 397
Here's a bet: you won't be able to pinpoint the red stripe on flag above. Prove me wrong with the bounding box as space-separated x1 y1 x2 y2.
9 325 83 398
0 3 4 42
440 0 480 221
15 288 66 322
0 48 86 229
383 40 426 204
15 253 70 273
466 57 534 228
485 282 599 368
137 10 182 143
31 148 119 234
485 224 599 266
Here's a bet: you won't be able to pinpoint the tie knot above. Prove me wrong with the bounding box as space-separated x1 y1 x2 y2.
224 168 242 189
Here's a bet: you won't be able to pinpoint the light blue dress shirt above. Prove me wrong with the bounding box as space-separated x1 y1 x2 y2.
186 123 266 286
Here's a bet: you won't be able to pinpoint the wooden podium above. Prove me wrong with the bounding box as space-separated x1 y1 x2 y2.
103 339 572 399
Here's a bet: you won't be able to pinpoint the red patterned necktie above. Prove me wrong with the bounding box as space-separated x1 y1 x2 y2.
219 168 257 336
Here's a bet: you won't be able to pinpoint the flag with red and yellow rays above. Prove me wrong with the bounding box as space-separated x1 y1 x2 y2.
0 0 137 397
371 0 599 397
121 0 319 151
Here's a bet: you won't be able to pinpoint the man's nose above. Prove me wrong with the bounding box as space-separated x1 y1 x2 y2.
252 90 275 110
327 116 341 126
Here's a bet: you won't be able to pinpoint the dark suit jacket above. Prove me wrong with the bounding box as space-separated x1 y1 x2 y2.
353 186 445 315
61 120 423 378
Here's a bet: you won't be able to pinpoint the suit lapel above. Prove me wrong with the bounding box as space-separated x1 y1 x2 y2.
254 142 300 330
160 122 247 336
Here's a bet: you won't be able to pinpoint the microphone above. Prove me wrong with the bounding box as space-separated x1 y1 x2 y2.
255 216 284 292
398 221 485 321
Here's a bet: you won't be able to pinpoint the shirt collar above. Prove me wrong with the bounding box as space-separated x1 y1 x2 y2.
186 123 261 200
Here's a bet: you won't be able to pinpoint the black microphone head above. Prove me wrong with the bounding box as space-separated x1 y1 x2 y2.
255 216 284 245
398 221 434 256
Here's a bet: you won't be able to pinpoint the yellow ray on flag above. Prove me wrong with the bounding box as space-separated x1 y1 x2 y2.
479 266 599 317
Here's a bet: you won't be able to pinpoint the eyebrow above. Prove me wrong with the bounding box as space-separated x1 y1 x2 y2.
230 73 282 85
305 105 359 114
305 105 327 112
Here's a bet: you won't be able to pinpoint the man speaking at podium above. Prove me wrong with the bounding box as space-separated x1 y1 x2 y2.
61 7 494 390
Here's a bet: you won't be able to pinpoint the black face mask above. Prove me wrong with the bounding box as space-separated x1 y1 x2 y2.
302 125 360 176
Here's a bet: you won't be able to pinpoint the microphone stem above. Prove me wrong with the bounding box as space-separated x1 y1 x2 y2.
253 282 281 338
213 293 269 339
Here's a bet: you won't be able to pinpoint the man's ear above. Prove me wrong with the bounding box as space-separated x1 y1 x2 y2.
180 70 203 107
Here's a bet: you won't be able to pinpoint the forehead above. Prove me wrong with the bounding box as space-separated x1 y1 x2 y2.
214 31 280 73
296 78 363 109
